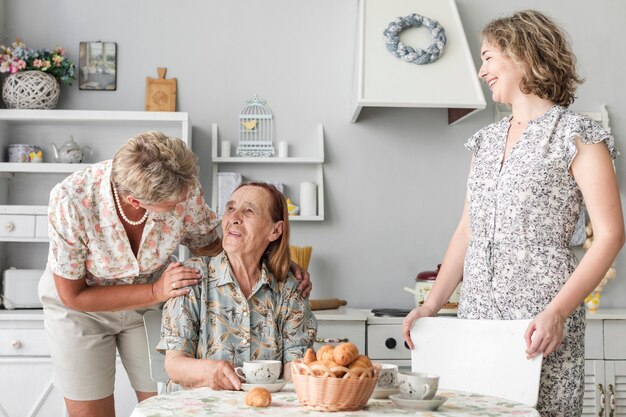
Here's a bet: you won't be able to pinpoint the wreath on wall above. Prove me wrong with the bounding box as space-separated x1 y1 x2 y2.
383 14 446 65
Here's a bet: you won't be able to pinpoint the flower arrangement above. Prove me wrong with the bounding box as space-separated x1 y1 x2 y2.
0 40 75 84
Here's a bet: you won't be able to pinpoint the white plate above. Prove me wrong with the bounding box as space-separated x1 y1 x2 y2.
389 394 447 411
241 379 287 393
370 387 399 399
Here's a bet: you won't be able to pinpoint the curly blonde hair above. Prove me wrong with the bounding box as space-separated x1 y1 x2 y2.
481 10 583 107
111 131 198 204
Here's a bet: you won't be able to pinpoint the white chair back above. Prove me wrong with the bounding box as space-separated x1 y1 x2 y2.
410 317 542 407
143 309 168 391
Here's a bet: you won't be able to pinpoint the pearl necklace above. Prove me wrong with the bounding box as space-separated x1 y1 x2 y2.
112 184 149 226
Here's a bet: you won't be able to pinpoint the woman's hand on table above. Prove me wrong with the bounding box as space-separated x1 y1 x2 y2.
204 360 242 391
152 262 201 302
402 305 437 349
290 261 312 298
524 308 565 359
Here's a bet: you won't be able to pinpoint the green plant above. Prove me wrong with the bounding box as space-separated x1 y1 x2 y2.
0 40 75 84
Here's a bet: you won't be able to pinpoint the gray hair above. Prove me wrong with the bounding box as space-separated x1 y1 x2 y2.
111 131 198 204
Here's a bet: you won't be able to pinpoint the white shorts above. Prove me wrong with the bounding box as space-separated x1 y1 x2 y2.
38 268 160 401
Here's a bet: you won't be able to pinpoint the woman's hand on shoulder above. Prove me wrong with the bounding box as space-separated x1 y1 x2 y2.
402 305 437 350
203 360 242 390
290 261 312 298
152 262 201 303
524 308 565 359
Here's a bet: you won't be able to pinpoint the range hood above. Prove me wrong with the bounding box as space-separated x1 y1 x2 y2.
351 0 486 125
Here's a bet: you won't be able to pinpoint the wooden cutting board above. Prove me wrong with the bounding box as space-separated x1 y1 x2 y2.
145 67 176 111
409 317 542 406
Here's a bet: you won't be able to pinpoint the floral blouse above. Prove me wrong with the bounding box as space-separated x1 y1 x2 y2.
157 253 317 391
47 160 219 286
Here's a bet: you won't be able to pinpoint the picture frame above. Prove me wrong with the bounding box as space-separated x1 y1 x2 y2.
79 41 117 91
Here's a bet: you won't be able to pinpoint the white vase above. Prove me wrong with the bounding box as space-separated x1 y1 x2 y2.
2 71 60 109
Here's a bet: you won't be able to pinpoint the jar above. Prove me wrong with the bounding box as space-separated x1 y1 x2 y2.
405 264 462 315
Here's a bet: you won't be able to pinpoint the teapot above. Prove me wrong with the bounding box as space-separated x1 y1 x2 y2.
51 136 92 163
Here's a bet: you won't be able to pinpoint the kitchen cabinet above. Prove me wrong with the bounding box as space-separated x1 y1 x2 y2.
0 110 191 417
583 310 626 417
0 310 138 417
210 123 324 221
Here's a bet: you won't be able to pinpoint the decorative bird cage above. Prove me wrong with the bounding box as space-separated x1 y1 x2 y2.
237 95 275 157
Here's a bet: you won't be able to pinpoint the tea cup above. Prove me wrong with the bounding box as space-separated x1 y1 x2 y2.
397 371 439 400
375 363 399 389
7 144 32 163
235 360 281 384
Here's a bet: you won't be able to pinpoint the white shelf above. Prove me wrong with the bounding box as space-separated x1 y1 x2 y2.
0 162 89 174
210 123 325 222
213 157 323 164
0 109 189 125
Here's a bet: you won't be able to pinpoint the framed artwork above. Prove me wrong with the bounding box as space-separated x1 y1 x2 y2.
79 42 117 90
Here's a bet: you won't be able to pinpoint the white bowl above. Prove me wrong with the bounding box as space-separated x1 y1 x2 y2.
389 394 447 411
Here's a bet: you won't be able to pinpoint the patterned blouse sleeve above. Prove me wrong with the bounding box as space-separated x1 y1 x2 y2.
47 184 88 280
156 258 208 356
566 115 619 169
279 275 318 363
180 181 221 250
464 131 483 154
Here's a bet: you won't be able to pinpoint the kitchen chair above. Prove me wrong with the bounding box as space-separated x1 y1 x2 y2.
409 317 542 407
142 309 168 393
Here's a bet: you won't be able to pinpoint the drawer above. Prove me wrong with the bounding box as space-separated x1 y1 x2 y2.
315 320 366 353
604 320 626 359
584 320 603 359
0 215 36 238
0 328 50 356
367 324 411 360
35 215 48 238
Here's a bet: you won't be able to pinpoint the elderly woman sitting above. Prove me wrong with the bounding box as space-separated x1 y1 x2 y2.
157 182 317 391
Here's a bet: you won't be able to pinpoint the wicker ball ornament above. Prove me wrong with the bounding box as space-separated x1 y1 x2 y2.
2 71 60 109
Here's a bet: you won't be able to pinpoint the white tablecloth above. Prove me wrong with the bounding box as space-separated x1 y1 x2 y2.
131 384 540 417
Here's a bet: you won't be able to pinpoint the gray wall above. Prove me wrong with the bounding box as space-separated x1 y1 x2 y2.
2 0 625 309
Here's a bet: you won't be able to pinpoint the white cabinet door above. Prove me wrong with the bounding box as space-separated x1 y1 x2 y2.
115 357 140 417
0 357 65 417
605 361 626 417
583 360 606 417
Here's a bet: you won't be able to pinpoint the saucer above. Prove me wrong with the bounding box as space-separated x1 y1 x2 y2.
241 379 287 393
389 394 447 411
371 387 399 399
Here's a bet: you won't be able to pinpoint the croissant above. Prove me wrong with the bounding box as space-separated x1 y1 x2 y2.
333 342 359 366
347 355 372 378
245 387 272 407
316 345 335 361
304 347 317 364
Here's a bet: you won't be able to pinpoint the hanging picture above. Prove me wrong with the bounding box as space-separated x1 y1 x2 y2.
79 42 117 90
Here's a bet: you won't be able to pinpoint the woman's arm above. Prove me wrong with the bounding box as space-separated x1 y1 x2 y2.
54 262 200 312
403 196 471 349
525 139 625 358
164 350 242 390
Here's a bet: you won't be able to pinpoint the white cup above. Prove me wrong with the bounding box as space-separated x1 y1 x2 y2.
397 371 439 400
221 140 231 158
278 141 288 158
235 360 281 384
376 363 399 389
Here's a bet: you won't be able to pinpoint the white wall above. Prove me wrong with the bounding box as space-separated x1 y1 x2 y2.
2 0 625 309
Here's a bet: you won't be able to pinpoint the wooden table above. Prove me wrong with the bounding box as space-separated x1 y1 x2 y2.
130 384 539 417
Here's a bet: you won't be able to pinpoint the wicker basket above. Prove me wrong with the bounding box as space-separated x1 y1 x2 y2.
2 71 60 109
291 360 380 412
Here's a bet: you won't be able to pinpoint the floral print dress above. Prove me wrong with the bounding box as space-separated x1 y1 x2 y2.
460 105 618 416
